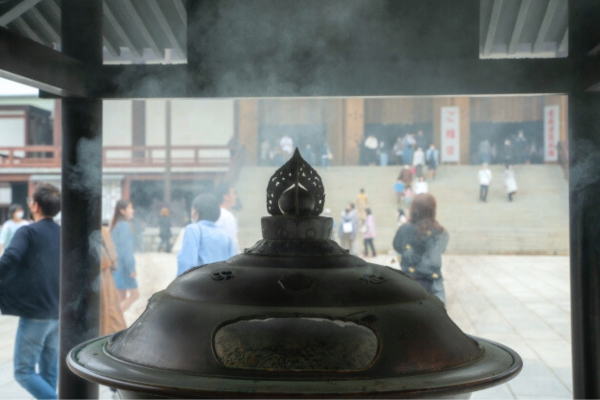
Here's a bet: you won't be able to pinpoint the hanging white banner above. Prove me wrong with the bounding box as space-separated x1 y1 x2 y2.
543 105 559 162
441 107 460 162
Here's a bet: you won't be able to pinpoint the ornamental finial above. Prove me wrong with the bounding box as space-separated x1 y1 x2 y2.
266 148 325 216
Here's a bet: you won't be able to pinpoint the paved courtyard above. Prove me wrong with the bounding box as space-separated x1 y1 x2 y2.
0 254 571 399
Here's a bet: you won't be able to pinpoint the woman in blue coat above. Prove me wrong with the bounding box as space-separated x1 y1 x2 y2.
110 199 139 313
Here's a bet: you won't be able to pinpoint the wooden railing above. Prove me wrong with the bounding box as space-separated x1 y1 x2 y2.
0 145 231 169
0 146 61 167
102 145 231 168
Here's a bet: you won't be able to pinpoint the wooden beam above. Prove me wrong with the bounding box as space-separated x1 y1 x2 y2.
483 0 504 56
508 0 531 55
103 0 143 58
28 7 60 43
171 0 186 25
95 58 574 98
533 0 560 53
116 0 164 59
11 17 45 45
147 0 185 59
0 0 42 26
0 26 86 96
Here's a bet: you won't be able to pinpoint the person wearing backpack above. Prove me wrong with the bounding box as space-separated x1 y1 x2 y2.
338 208 357 255
393 193 449 303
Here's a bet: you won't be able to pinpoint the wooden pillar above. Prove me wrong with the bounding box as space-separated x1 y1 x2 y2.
326 99 344 166
59 1 102 398
455 97 471 164
52 99 61 147
237 99 258 166
569 1 600 397
344 98 364 165
122 176 131 200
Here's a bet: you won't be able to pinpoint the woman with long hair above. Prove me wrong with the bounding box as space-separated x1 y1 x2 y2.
110 199 139 312
393 193 449 302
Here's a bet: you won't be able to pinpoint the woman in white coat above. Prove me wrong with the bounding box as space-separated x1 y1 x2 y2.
503 165 518 202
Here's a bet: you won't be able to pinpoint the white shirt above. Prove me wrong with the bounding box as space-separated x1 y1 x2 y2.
478 169 492 185
0 219 29 249
280 136 294 154
215 207 240 254
414 181 429 194
413 149 425 166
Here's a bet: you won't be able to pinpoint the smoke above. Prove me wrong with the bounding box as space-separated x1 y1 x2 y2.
67 136 103 201
110 0 470 98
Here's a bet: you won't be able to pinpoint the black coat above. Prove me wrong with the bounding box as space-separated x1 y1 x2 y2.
393 223 449 280
0 218 60 319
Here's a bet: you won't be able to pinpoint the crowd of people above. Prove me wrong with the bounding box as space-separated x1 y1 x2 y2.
0 180 243 399
477 130 544 166
260 134 334 169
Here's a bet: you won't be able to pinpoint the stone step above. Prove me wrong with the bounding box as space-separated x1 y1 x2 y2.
235 164 569 255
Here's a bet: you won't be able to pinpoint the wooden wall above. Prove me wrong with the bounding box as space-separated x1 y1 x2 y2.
365 98 433 124
259 99 328 125
237 95 567 166
470 96 545 122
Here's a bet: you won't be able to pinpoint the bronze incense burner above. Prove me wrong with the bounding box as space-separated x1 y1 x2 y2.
68 150 522 398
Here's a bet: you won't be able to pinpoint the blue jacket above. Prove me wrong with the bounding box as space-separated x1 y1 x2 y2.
0 218 60 319
177 220 235 276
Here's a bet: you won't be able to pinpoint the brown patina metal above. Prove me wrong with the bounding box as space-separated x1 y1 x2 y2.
68 149 522 398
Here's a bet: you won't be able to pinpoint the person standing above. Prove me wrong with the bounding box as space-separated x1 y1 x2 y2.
177 194 235 276
338 208 357 255
378 141 389 166
363 208 377 258
478 163 492 202
0 183 61 399
157 207 173 253
0 204 29 253
515 130 528 164
363 134 379 165
111 200 139 313
416 130 428 151
402 133 414 165
425 144 439 181
503 165 518 202
412 147 425 178
321 143 333 169
100 225 126 335
279 134 294 160
501 139 514 167
393 193 449 302
392 136 404 165
355 188 369 225
215 184 240 254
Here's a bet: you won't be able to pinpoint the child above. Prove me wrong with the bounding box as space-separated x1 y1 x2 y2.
404 184 414 209
414 176 428 195
478 163 492 202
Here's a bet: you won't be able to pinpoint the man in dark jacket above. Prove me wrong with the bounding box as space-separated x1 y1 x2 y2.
0 183 61 400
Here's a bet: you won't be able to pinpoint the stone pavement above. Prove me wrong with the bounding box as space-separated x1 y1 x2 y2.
0 254 571 399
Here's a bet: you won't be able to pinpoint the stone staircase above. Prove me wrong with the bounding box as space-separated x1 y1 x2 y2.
234 164 569 255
